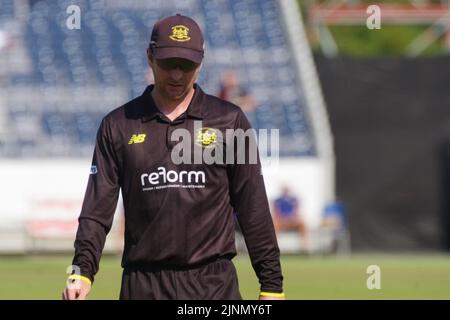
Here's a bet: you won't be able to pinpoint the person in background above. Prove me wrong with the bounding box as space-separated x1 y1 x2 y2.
321 200 347 230
272 186 310 253
218 70 257 113
321 200 349 254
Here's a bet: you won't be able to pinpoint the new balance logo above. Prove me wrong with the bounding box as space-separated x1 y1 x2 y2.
128 134 146 144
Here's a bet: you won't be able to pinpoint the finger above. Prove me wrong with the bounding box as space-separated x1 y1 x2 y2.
77 285 91 300
77 290 87 300
63 288 70 300
67 288 77 300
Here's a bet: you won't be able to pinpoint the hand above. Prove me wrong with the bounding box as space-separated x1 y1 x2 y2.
62 279 92 300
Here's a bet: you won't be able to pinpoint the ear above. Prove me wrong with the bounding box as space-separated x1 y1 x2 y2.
147 48 153 67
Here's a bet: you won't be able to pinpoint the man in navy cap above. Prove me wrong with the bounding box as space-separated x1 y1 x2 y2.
63 14 284 300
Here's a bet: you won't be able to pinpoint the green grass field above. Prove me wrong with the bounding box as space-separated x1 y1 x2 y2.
1 254 450 299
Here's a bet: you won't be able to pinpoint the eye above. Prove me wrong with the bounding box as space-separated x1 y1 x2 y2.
156 59 198 72
181 63 197 72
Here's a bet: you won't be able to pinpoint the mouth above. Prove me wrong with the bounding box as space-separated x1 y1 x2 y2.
167 83 185 96
168 83 183 88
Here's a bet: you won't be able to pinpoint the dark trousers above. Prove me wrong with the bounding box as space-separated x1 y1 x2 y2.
119 259 242 300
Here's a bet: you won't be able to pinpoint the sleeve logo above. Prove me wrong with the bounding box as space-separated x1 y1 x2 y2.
90 165 98 175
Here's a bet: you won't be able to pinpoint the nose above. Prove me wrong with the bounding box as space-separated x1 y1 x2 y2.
169 67 183 81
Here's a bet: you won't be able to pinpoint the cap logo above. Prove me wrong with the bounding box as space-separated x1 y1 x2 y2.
169 25 191 42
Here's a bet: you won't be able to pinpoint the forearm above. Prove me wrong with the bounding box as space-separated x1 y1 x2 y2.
238 209 284 293
72 217 109 282
234 167 283 293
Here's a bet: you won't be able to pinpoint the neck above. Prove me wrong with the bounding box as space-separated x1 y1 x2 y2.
151 86 196 121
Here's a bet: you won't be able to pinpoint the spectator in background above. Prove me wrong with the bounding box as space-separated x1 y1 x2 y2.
218 71 257 113
321 200 347 230
321 200 349 254
272 186 310 253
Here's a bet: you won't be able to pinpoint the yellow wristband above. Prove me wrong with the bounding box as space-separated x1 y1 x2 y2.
260 291 285 298
68 274 92 286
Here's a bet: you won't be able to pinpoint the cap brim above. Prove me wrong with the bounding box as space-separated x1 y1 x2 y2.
153 47 203 64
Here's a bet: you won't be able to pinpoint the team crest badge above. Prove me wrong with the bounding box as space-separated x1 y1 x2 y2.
169 25 191 42
195 128 218 148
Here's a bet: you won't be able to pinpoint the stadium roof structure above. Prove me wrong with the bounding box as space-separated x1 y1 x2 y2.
306 1 450 56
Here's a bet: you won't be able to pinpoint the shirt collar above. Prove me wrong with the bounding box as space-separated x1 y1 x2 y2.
140 84 204 122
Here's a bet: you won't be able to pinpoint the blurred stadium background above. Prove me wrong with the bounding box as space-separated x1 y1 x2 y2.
0 0 450 299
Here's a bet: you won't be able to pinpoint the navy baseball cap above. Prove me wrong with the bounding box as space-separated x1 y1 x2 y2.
149 14 204 64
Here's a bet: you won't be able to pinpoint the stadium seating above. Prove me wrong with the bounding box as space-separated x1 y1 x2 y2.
0 0 14 20
1 0 316 157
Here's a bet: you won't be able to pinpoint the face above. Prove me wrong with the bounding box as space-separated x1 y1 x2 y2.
147 49 201 101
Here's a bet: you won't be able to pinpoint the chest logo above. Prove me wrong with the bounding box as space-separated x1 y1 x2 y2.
195 128 218 148
128 134 147 144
